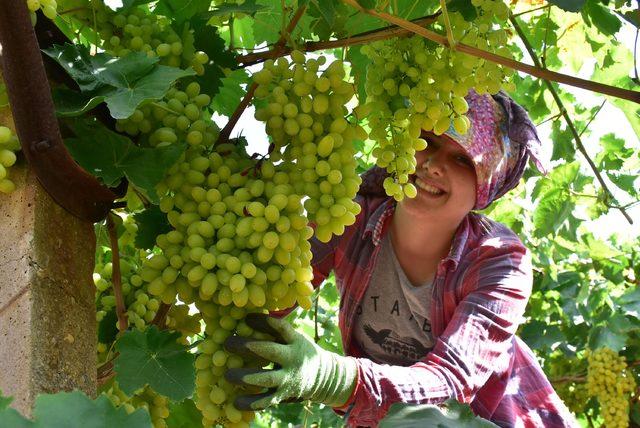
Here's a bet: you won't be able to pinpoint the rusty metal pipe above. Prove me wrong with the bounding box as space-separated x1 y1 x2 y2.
0 2 117 222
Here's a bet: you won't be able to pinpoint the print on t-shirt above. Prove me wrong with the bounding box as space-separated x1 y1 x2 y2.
363 323 432 362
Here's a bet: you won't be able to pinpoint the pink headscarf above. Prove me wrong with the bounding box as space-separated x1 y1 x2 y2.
359 90 548 210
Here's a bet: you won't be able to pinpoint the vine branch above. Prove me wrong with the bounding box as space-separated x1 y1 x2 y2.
510 16 634 225
236 14 439 67
151 303 172 330
341 0 640 104
218 3 308 144
106 213 128 332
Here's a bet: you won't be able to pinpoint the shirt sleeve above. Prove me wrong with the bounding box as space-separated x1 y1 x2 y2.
340 238 533 426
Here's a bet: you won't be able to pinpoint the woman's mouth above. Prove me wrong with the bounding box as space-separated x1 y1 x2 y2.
414 177 446 196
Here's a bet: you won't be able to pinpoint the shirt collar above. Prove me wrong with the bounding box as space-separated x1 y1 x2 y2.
363 197 474 271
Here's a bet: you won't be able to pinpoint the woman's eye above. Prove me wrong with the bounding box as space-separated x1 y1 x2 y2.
457 156 472 166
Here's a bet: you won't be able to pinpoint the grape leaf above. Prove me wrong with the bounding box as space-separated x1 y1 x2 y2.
447 0 478 21
210 69 251 117
114 326 195 401
133 206 173 250
44 44 194 119
191 19 237 98
210 0 266 16
581 0 621 36
379 400 498 427
64 119 185 202
588 325 628 351
546 0 586 12
0 390 12 411
166 399 201 428
155 0 211 24
0 391 151 428
120 0 155 11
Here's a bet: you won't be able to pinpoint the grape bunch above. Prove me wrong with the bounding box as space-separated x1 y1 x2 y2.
135 143 316 427
361 0 514 200
116 82 218 149
586 347 636 428
252 51 363 242
26 0 58 22
63 0 208 74
0 126 20 194
105 383 170 428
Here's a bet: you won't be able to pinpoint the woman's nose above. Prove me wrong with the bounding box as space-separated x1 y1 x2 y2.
421 154 444 176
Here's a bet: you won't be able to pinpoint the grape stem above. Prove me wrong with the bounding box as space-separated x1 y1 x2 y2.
439 0 456 50
341 0 640 105
151 303 172 330
107 212 129 332
218 3 309 144
236 14 440 67
510 16 634 225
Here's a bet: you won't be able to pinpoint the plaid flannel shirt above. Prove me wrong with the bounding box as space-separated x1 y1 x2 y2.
310 195 578 428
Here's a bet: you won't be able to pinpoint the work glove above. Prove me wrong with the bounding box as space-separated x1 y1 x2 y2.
224 313 358 410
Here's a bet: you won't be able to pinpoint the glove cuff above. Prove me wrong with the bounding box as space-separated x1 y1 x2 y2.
312 352 358 407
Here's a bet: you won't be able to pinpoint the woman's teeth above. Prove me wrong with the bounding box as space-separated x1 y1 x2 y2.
415 177 444 195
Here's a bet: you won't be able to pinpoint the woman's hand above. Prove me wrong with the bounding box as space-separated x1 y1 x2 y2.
224 313 358 410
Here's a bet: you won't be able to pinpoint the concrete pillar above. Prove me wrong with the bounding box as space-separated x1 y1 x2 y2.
0 159 97 416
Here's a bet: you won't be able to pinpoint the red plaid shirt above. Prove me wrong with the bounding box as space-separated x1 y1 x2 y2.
310 195 578 428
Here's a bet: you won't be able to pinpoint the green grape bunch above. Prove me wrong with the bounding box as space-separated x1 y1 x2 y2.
116 82 218 149
252 51 363 243
62 0 209 74
135 143 319 427
26 0 58 22
361 0 515 201
0 126 20 194
586 347 636 428
105 382 170 428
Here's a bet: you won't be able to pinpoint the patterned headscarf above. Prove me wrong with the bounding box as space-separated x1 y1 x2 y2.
359 90 548 210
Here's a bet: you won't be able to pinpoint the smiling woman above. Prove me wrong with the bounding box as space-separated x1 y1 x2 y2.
224 90 580 427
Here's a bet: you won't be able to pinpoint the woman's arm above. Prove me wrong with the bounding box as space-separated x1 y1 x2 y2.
340 240 533 426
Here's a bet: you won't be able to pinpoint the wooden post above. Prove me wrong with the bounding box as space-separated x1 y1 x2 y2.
0 138 97 416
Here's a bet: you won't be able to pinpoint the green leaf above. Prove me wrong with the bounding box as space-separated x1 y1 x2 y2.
64 119 185 202
209 0 266 16
166 399 202 428
191 21 237 98
211 68 251 117
547 0 586 12
379 400 498 427
533 188 574 237
120 0 155 11
0 390 13 411
133 206 172 250
98 308 119 345
114 326 195 401
588 325 627 351
37 392 151 427
155 0 211 24
0 391 152 427
447 0 478 21
45 44 194 119
582 0 621 36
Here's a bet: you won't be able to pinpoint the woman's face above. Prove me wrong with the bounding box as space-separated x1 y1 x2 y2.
400 132 477 221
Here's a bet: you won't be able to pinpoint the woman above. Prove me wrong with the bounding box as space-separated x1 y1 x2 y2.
225 90 578 427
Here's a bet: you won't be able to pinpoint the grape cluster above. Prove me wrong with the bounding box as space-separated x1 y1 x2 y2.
64 0 208 74
0 126 20 194
136 143 316 427
252 51 363 242
361 0 514 200
26 0 58 22
116 82 218 149
586 347 636 427
105 383 170 428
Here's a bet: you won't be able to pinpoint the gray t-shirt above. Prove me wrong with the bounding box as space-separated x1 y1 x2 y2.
352 232 435 366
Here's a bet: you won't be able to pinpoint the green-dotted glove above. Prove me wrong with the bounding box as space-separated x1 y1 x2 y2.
224 313 358 411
